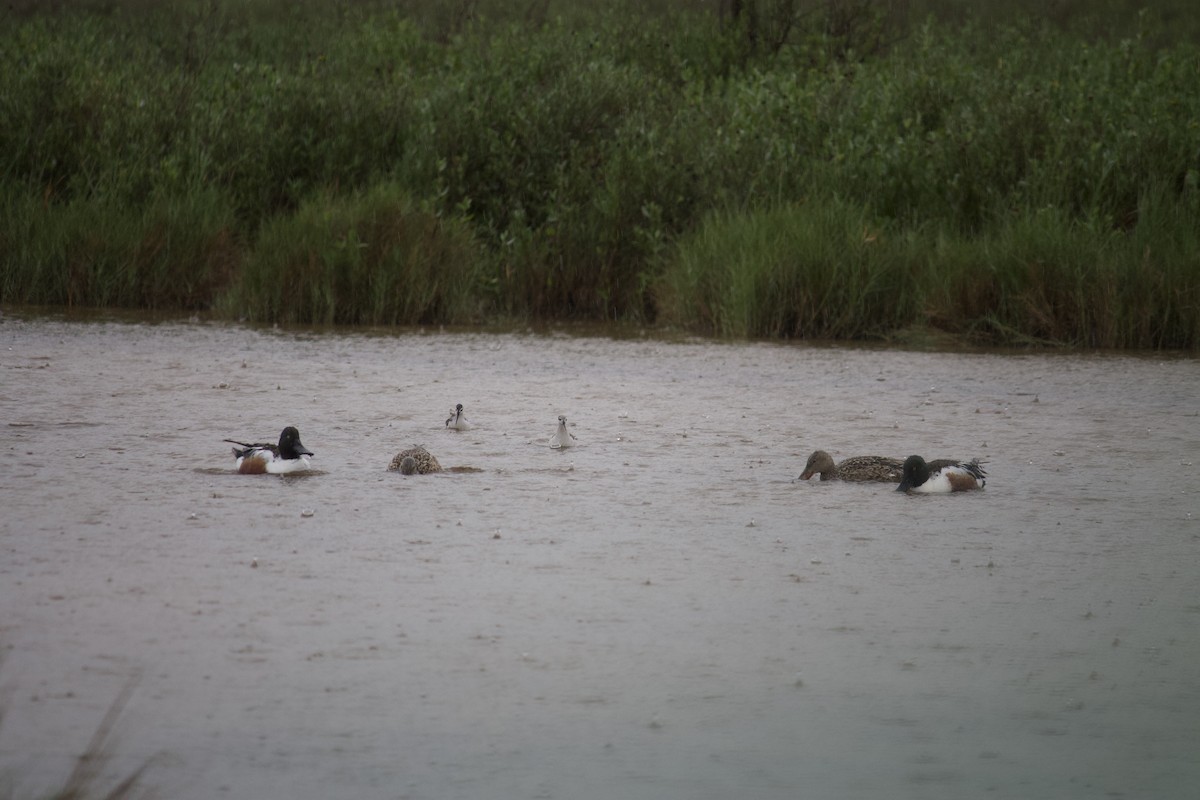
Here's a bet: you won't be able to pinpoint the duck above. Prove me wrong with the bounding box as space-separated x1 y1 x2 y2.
225 426 313 474
445 403 470 431
798 450 904 482
895 455 987 493
550 415 577 449
388 445 443 475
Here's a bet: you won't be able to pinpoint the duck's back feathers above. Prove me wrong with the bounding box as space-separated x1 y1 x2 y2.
389 446 443 474
225 439 278 458
837 454 906 482
799 450 903 482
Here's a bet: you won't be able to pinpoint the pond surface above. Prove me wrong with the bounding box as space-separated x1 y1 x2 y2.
1 313 1198 800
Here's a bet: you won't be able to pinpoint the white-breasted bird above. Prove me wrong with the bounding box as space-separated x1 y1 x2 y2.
445 403 470 431
550 415 577 449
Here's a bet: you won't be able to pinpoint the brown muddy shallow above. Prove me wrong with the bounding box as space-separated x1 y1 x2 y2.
1 313 1198 800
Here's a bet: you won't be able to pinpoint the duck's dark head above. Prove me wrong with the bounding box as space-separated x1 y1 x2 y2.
896 455 927 492
279 426 314 459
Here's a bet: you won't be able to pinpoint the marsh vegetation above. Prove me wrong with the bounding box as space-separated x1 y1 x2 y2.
2 0 1197 346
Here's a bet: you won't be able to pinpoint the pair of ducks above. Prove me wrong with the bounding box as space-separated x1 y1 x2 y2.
227 427 440 476
799 450 987 493
226 406 578 477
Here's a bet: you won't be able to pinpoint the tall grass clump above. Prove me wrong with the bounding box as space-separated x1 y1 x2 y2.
0 187 238 308
661 186 1200 347
659 200 918 338
221 185 482 325
925 188 1200 348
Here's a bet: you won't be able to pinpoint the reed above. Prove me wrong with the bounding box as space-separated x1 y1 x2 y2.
658 200 917 339
0 653 156 800
218 184 483 325
660 190 1200 347
943 189 1200 348
0 187 238 309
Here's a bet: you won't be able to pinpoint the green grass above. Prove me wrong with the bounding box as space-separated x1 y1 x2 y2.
659 200 917 339
1 0 1198 346
218 185 483 326
662 189 1200 347
0 187 237 309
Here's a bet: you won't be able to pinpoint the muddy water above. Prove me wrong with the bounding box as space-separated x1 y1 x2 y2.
1 314 1198 800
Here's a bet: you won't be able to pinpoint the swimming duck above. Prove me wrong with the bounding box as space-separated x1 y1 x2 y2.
388 445 443 475
895 455 987 493
445 403 470 431
550 415 577 449
798 450 904 482
225 426 313 474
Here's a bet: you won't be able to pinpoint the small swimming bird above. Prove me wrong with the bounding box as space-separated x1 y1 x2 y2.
445 403 470 431
550 415 577 449
798 450 904 482
388 445 443 475
896 455 987 493
225 426 314 474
